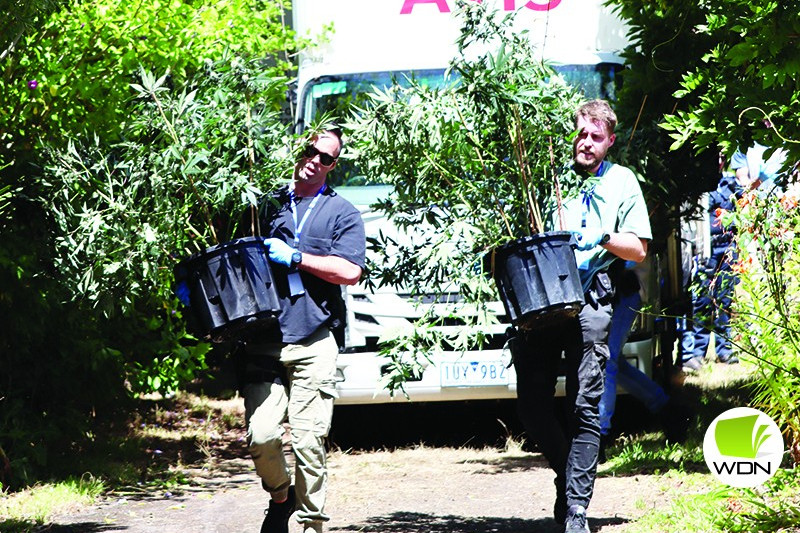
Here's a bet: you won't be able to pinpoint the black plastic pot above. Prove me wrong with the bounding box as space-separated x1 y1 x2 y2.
174 236 281 342
489 231 584 330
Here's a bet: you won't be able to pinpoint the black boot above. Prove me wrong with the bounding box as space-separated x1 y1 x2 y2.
565 504 590 533
261 486 296 533
553 475 567 524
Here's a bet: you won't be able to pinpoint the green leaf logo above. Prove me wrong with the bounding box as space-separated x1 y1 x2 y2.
704 407 784 488
714 414 771 458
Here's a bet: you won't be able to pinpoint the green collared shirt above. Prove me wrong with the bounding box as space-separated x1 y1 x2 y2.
549 161 652 290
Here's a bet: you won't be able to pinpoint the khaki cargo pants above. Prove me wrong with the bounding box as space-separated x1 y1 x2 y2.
242 327 339 528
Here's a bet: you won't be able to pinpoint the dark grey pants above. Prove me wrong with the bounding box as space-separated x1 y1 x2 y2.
512 284 613 510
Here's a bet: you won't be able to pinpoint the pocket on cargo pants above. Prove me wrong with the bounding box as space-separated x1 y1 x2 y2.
577 298 613 406
289 379 339 438
285 331 340 439
577 343 608 408
285 332 339 525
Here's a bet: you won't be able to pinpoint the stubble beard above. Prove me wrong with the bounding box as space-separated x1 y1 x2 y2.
574 152 598 173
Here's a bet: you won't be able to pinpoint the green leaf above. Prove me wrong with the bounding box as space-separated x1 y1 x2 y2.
725 42 756 66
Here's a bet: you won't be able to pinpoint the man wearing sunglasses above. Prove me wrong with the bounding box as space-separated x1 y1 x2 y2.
237 127 365 533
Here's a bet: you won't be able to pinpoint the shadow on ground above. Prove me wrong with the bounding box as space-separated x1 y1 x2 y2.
329 399 527 451
458 454 550 475
21 522 123 533
331 511 628 533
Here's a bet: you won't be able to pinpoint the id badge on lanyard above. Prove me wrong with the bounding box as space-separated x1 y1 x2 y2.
287 270 305 297
581 188 593 228
287 184 326 297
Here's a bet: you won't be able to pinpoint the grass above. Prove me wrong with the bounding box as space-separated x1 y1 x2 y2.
599 359 800 532
0 391 245 531
0 476 105 532
620 468 800 533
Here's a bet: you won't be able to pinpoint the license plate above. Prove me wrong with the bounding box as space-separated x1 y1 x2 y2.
440 361 509 387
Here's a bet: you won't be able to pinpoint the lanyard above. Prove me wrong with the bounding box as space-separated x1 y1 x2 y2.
580 160 607 228
289 184 326 247
581 187 594 228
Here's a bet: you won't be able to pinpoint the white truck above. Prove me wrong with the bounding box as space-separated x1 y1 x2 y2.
291 0 661 404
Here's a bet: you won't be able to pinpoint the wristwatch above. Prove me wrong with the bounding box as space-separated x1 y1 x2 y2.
291 250 302 266
600 232 611 245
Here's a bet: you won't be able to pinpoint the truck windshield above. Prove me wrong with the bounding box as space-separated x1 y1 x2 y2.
299 63 621 189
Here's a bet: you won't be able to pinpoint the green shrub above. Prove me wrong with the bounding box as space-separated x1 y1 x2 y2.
0 0 299 490
1 0 294 169
727 184 800 465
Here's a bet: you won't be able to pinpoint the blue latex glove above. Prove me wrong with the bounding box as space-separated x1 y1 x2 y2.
577 256 592 270
175 281 191 306
573 227 605 251
264 237 296 267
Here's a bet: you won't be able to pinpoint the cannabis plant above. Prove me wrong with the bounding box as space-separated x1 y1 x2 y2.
42 54 295 315
348 3 584 391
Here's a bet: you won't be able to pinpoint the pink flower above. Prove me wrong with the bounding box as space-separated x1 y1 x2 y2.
27 80 38 90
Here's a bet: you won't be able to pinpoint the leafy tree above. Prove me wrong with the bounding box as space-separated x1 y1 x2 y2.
608 0 743 368
0 0 67 64
658 0 800 164
613 0 799 189
612 0 723 209
0 0 295 171
0 0 299 489
612 0 800 485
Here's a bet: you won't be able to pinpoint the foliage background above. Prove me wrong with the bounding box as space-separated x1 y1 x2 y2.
614 0 800 484
0 0 297 489
609 0 800 383
614 0 800 214
0 0 294 168
658 0 800 162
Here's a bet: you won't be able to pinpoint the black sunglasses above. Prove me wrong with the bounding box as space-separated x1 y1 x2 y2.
302 144 337 166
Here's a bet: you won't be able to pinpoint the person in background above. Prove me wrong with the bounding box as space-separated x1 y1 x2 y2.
731 125 788 194
511 100 651 533
681 145 770 370
237 127 366 533
684 123 787 369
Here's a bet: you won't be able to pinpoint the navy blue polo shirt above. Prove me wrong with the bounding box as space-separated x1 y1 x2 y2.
260 185 366 344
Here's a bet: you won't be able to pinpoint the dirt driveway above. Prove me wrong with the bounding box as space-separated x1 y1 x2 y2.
44 399 675 533
49 447 668 533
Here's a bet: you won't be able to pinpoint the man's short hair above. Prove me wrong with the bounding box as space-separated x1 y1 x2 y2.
575 100 617 134
320 125 344 155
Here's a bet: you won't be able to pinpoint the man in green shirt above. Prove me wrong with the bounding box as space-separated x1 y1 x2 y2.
512 100 651 533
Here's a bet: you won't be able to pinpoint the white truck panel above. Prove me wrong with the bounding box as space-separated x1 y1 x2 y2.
292 0 630 95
